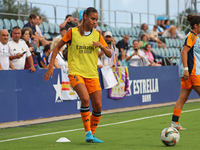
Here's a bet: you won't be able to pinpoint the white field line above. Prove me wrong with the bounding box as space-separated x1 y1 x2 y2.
0 108 200 143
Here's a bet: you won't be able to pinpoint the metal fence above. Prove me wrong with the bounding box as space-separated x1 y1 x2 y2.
0 0 181 29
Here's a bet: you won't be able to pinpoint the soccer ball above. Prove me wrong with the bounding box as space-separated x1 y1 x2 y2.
160 127 180 146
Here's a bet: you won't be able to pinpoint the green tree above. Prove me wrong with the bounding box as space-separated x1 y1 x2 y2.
72 10 79 19
169 8 197 34
0 0 18 20
0 0 48 22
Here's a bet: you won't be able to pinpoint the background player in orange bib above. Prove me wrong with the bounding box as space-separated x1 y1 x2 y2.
43 7 112 143
170 14 200 130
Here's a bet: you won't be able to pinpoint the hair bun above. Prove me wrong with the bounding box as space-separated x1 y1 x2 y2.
187 14 195 22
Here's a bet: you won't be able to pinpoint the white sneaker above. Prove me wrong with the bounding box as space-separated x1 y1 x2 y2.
178 33 186 39
170 121 187 130
169 56 176 63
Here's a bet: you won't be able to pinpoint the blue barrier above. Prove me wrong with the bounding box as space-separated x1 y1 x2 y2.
0 66 198 123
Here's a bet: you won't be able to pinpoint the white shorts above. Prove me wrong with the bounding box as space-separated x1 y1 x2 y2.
162 30 171 38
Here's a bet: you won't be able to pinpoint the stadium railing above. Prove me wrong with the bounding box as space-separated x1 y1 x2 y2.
0 19 3 30
0 18 183 66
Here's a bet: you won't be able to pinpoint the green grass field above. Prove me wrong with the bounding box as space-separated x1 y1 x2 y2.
0 102 199 150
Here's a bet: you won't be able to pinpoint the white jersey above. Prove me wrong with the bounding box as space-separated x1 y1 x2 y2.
0 42 10 70
35 25 43 37
55 34 62 39
8 39 31 69
100 44 116 67
48 51 66 69
127 49 150 67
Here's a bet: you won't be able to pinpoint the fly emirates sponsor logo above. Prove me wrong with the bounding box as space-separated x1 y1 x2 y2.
76 45 94 54
128 78 159 103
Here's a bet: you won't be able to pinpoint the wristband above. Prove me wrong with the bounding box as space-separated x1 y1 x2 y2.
184 67 188 71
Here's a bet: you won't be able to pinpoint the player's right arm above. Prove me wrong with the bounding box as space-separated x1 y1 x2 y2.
43 29 71 81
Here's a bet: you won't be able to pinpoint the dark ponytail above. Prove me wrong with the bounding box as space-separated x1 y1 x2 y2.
78 7 98 36
187 14 200 29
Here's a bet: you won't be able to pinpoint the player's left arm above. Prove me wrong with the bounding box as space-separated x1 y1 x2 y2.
181 33 197 79
92 35 112 58
181 45 191 80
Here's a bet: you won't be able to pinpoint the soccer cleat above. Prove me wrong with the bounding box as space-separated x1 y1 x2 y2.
170 121 187 131
86 131 94 142
93 135 103 143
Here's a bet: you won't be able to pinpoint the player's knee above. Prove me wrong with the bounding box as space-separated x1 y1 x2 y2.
97 103 102 109
94 103 102 111
80 96 90 105
170 26 176 30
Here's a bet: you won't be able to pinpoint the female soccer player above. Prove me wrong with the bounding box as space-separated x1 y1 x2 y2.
43 7 112 143
170 14 200 130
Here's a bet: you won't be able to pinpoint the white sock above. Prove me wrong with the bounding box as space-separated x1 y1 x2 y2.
85 131 90 135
